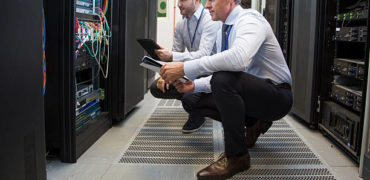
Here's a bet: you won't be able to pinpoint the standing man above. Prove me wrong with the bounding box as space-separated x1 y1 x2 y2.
160 0 293 179
150 0 220 133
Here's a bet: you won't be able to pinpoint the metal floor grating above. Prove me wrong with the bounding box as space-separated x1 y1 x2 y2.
118 99 336 179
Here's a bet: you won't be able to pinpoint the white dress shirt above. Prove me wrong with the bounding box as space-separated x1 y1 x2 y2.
184 6 292 93
172 4 221 62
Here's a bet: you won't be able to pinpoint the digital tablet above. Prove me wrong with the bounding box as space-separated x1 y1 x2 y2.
140 56 190 82
136 38 161 60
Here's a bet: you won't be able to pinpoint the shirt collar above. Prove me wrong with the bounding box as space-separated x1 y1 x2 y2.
193 4 204 20
224 5 242 25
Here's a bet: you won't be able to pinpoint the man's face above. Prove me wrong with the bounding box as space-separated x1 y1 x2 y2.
205 0 232 22
178 0 196 17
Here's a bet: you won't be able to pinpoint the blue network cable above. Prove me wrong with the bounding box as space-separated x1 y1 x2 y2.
43 8 46 95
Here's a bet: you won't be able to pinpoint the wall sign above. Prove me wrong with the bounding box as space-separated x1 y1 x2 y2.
158 0 167 17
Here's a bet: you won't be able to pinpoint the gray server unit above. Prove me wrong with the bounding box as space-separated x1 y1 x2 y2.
290 0 320 128
110 0 157 121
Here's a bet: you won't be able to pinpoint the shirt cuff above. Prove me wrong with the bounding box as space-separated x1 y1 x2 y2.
172 52 184 62
193 78 212 93
184 60 201 80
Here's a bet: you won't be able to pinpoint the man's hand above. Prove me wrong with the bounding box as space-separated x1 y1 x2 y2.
156 77 170 93
154 44 173 62
173 80 195 93
160 62 185 83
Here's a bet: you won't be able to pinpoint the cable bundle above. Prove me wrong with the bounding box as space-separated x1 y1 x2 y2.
75 4 111 79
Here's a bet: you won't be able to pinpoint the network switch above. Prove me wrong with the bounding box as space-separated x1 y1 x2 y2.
76 91 99 109
330 84 362 112
335 27 367 42
76 103 101 130
336 9 368 21
76 84 93 99
333 58 365 79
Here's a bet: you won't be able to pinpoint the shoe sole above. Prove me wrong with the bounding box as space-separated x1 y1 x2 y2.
182 120 206 134
197 165 251 180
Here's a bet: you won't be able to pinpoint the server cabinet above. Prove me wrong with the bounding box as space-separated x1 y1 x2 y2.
0 0 46 179
110 0 156 121
290 0 320 128
317 0 369 161
44 0 112 162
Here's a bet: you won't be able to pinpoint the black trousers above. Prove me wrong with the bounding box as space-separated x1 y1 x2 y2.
182 72 293 157
150 78 183 100
150 78 204 114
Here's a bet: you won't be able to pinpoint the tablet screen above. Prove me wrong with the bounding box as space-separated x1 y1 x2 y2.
137 39 161 60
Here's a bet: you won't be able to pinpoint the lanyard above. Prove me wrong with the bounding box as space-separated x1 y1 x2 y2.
223 25 233 51
188 8 205 49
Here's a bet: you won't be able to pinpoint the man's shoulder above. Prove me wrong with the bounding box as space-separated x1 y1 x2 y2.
239 9 265 22
235 9 267 27
175 17 187 29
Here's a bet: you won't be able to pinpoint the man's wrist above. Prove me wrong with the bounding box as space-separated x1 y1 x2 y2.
170 51 173 61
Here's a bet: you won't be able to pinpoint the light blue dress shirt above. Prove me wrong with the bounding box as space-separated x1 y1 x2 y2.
172 4 221 62
184 6 292 93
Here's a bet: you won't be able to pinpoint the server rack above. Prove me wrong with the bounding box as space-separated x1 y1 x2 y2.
0 1 46 179
44 0 112 163
110 0 157 121
317 0 369 161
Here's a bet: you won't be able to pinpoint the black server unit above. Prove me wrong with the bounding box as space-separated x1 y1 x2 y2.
263 0 277 33
0 0 46 179
276 0 293 65
260 0 292 65
110 0 156 121
290 0 321 128
44 0 112 162
317 0 369 161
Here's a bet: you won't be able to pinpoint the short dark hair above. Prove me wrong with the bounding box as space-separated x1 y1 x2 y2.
234 0 241 4
240 0 251 8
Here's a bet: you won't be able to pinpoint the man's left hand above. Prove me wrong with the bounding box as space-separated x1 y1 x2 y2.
160 62 185 83
154 44 173 62
155 49 173 62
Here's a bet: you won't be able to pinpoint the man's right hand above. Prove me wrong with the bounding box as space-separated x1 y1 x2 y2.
173 80 194 93
157 77 170 93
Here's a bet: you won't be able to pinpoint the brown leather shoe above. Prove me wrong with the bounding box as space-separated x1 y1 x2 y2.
196 152 251 180
246 120 272 148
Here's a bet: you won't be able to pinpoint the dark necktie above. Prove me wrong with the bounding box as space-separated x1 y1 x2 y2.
221 24 230 52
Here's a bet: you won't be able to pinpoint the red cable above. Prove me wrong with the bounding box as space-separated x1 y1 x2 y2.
76 17 79 33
